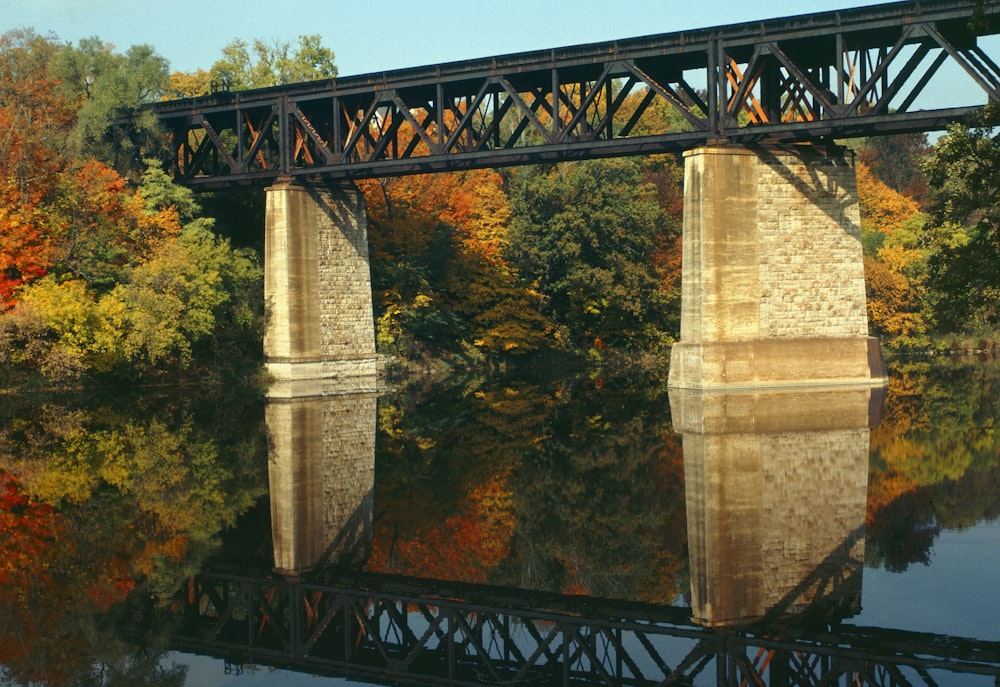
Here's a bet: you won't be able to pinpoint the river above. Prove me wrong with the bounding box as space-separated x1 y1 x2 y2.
0 356 998 686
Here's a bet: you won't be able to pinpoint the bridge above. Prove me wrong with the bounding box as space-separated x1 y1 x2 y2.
154 0 1000 186
150 0 1000 392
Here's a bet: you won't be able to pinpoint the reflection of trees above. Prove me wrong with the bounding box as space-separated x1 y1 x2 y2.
371 373 549 580
371 367 688 604
500 370 686 602
866 358 1000 571
0 387 267 686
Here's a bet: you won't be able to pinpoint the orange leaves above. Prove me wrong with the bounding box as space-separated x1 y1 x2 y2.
0 473 59 588
857 161 931 347
0 202 52 308
47 160 181 286
864 255 924 340
370 471 516 583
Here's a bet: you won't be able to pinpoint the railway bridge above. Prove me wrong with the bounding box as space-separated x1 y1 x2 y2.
152 0 1000 391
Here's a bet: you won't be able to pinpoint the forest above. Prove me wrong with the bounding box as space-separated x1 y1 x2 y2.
3 29 1000 388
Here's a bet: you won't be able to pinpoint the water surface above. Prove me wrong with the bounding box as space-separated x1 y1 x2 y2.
1 357 998 685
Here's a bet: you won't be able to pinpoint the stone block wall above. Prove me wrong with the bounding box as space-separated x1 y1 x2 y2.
265 180 376 391
755 149 869 339
669 145 885 388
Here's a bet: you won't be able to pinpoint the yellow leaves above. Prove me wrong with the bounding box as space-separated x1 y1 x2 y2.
17 277 104 358
413 293 434 309
864 256 927 342
877 242 922 274
164 69 212 98
858 161 932 348
857 161 923 237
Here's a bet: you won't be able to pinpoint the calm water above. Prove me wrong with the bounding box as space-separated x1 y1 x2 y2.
0 356 998 686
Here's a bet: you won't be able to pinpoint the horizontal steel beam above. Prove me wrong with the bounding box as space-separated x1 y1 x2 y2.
152 0 1000 187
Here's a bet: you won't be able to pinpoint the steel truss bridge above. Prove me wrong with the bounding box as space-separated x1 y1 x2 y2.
173 572 1000 686
153 0 1000 189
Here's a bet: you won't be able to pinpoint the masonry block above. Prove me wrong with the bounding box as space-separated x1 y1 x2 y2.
669 145 887 388
264 180 376 390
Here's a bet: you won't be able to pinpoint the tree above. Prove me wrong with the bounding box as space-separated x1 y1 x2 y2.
0 159 263 384
49 38 170 177
507 158 673 352
856 162 931 348
206 35 337 93
857 133 932 208
923 102 1000 332
0 30 74 307
362 169 550 360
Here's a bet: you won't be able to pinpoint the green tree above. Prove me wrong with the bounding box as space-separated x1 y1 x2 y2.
923 102 1000 332
49 38 169 177
507 158 673 352
208 34 337 92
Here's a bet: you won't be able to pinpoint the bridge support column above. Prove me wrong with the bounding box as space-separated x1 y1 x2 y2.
668 145 886 389
264 179 376 397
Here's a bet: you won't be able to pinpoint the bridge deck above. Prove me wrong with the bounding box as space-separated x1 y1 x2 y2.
153 0 1000 187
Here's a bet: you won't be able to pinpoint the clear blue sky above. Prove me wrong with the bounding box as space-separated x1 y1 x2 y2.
5 0 885 77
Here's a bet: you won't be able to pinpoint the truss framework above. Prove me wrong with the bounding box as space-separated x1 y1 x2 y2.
152 1 1000 188
172 573 1000 686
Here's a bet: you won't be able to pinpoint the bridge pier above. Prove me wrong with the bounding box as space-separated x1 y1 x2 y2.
668 145 887 389
264 179 377 397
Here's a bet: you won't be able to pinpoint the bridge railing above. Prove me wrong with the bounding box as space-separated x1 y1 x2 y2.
153 0 1000 188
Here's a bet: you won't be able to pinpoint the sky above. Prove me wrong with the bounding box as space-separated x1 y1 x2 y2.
3 0 887 78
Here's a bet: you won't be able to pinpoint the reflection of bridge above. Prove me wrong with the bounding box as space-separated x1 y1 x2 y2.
173 572 1000 686
231 371 1000 684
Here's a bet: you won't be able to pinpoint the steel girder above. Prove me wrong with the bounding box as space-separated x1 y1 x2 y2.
171 573 1000 686
152 0 1000 188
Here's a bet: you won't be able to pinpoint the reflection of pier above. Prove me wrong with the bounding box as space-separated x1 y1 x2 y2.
670 386 880 628
173 572 1000 686
266 380 377 576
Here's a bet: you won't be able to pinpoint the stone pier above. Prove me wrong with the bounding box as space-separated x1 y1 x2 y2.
670 385 880 627
266 382 377 577
264 180 377 397
668 145 887 389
